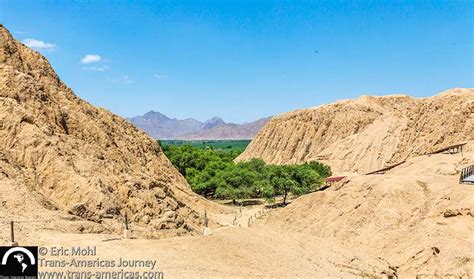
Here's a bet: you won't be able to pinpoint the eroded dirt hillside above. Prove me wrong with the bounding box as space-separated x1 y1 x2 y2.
237 89 474 174
0 25 220 238
266 148 474 277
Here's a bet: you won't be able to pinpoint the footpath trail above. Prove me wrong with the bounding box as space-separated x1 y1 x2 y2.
210 202 270 228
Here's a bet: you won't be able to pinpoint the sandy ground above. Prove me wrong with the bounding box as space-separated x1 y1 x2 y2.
1 150 473 278
265 150 474 278
1 150 472 278
3 217 389 278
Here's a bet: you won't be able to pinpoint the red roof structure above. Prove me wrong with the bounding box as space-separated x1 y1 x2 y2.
325 176 346 183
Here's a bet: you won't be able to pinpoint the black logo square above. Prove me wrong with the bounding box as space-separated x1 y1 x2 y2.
0 246 38 277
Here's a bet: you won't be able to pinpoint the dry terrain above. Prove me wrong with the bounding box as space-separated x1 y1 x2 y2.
0 24 473 278
0 24 222 238
267 148 474 278
237 89 474 174
2 148 472 278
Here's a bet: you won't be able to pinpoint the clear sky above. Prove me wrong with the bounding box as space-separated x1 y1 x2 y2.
1 0 472 123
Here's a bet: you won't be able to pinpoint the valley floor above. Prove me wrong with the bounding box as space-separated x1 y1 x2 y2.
1 149 473 278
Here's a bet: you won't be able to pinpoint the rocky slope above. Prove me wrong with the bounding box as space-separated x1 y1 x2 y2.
178 117 270 140
128 111 204 139
129 111 269 140
201 116 225 130
237 89 474 174
0 25 219 238
267 148 474 277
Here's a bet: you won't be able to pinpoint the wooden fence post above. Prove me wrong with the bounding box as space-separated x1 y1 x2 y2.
123 213 132 239
11 221 17 246
10 221 14 243
202 210 212 235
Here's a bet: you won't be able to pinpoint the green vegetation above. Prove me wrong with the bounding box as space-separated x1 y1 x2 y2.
160 140 250 152
161 143 331 205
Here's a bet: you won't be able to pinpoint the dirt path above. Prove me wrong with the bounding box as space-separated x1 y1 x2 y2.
209 202 271 228
22 221 388 278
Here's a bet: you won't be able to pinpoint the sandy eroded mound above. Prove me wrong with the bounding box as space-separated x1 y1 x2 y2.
0 25 218 238
267 150 474 277
237 89 474 174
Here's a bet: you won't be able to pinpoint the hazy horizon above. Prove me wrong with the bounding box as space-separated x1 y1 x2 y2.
129 109 272 125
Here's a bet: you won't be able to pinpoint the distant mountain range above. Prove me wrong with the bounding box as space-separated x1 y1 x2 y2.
128 111 270 140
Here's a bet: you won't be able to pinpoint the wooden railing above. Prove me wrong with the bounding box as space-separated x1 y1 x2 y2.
365 160 406 175
459 165 474 184
429 142 467 155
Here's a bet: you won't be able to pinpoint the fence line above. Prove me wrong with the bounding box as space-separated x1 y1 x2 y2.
2 206 275 243
247 207 272 227
0 219 55 224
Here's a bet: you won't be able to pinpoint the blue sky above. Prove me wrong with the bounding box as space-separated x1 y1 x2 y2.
1 0 472 123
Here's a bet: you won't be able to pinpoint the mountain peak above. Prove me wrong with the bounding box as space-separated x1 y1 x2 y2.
128 112 269 140
203 117 225 129
142 110 170 120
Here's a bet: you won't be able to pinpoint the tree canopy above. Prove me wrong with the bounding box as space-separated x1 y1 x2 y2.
161 143 332 204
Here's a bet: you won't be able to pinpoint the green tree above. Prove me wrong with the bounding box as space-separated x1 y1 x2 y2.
287 164 322 196
307 161 332 177
266 164 324 205
160 141 331 204
214 166 257 204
